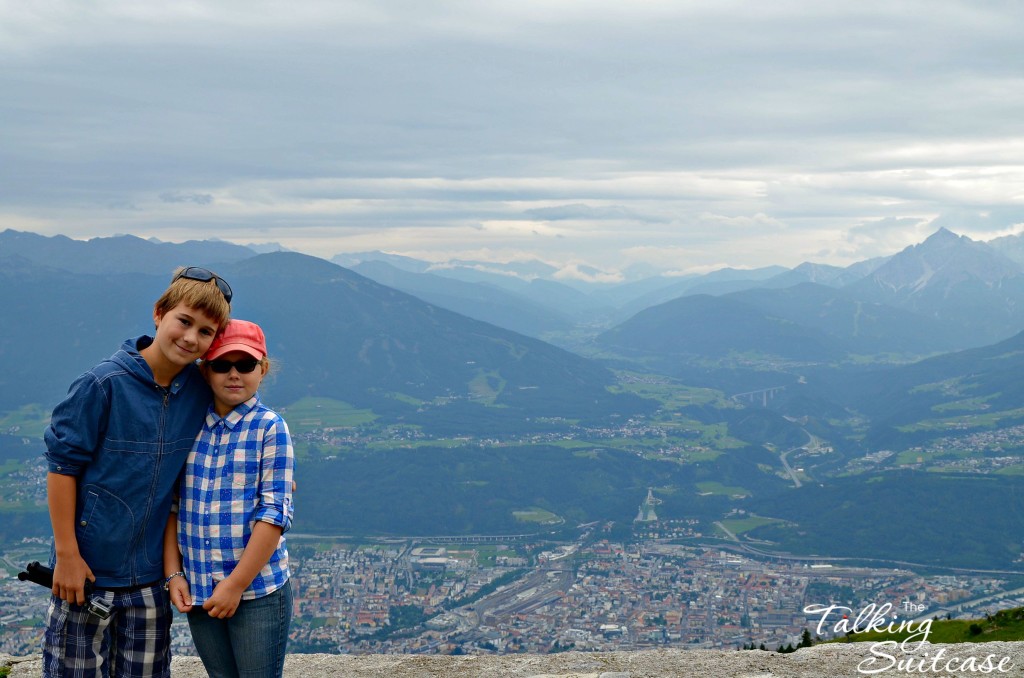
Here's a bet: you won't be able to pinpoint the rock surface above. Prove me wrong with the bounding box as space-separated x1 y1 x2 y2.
4 642 1023 676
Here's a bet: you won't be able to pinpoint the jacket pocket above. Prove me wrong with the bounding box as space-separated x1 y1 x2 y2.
77 486 133 576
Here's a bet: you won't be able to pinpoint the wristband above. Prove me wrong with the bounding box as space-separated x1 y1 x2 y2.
163 571 186 590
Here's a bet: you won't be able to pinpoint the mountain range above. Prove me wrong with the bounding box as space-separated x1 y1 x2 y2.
0 238 643 424
337 229 1024 358
5 227 1024 566
8 225 1024 444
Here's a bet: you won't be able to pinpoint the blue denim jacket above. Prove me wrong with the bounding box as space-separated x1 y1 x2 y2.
44 336 211 588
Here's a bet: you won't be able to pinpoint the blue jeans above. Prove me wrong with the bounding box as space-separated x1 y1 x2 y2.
186 580 292 678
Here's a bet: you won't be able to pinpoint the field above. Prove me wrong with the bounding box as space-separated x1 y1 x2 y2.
697 481 751 498
717 515 784 536
0 405 51 439
897 407 1024 433
512 507 563 524
280 397 377 434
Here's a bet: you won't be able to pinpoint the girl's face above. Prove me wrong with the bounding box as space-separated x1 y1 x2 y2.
205 350 267 416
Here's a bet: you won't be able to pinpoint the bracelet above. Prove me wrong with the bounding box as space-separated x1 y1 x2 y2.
163 571 186 590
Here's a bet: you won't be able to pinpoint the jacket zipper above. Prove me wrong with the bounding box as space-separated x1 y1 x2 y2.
131 384 170 586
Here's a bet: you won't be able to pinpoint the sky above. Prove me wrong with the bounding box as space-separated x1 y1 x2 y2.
3 0 1024 282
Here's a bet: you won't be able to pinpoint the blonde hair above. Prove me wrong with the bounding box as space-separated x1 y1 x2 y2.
154 266 231 329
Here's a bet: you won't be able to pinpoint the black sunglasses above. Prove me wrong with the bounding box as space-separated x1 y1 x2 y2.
174 266 233 303
206 358 260 374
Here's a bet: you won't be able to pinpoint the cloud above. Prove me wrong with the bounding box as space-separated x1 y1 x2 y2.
475 220 564 238
552 263 624 284
523 203 667 223
928 209 1024 241
695 212 788 232
159 192 214 205
844 217 937 258
1 1 1023 275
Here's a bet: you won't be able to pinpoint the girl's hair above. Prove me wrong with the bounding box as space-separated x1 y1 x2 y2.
154 266 231 329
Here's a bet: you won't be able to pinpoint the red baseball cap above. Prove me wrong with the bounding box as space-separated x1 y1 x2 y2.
204 319 267 361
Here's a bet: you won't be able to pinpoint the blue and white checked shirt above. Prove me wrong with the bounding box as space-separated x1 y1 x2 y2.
178 393 294 604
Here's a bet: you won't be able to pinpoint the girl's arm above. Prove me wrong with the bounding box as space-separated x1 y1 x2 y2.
163 512 192 612
203 416 294 619
202 522 283 618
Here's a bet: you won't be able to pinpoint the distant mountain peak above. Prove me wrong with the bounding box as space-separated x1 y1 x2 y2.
916 227 968 252
928 226 960 240
848 228 1023 306
792 261 843 278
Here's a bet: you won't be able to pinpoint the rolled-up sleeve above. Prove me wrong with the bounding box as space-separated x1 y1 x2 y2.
254 418 294 533
43 373 109 476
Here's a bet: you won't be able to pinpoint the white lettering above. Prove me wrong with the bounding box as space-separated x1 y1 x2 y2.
858 641 898 675
803 603 853 636
856 641 1015 675
806 601 1013 675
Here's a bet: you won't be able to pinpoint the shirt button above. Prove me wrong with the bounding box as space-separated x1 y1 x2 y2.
80 520 87 527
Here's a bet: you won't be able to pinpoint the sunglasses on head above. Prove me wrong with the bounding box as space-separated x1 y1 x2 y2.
206 358 261 374
174 267 233 303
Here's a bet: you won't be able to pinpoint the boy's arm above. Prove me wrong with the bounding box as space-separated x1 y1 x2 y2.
47 473 94 604
44 372 110 604
44 372 110 475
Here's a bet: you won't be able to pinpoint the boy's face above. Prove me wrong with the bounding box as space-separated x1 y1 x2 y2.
152 303 220 369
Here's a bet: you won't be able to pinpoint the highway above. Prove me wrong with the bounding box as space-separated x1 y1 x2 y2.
707 528 1024 576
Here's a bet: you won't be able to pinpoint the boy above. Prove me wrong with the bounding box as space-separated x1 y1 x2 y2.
43 266 232 677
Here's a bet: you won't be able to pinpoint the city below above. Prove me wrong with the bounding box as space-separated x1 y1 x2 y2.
3 506 1023 658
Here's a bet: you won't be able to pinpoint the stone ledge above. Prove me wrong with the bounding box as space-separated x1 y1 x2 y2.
4 642 1022 677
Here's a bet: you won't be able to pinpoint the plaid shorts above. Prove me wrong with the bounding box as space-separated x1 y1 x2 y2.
43 583 172 678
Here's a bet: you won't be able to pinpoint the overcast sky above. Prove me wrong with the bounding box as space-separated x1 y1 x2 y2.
3 1 1024 281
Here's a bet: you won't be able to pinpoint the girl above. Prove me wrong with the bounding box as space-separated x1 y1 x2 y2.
163 319 294 678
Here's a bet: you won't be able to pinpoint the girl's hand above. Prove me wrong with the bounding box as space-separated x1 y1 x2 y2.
167 576 193 613
203 578 244 618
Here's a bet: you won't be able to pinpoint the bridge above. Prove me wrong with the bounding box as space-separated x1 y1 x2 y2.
409 533 538 544
730 386 786 406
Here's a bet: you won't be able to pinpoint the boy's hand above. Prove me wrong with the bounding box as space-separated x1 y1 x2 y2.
203 578 244 619
52 553 95 605
167 577 193 613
